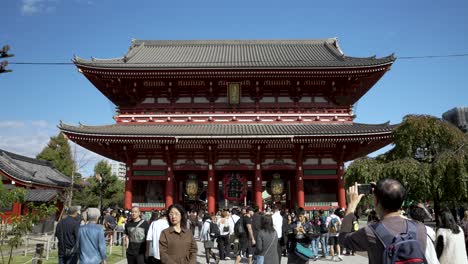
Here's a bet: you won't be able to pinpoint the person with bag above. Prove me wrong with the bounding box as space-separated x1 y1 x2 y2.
307 212 321 261
255 215 279 264
318 209 329 258
124 206 149 264
217 210 232 260
435 209 468 264
234 207 255 264
200 214 219 264
287 208 313 264
327 208 343 261
339 179 432 264
103 209 117 245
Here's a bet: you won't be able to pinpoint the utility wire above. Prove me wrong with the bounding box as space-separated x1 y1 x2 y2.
398 53 468 59
5 53 468 65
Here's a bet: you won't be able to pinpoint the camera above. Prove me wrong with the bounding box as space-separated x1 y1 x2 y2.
357 183 374 195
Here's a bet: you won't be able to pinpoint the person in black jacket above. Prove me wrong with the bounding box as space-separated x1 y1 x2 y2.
56 206 81 264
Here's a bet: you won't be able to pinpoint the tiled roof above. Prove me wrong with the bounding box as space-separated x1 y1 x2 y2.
0 149 71 188
59 122 395 138
73 38 395 69
25 189 61 202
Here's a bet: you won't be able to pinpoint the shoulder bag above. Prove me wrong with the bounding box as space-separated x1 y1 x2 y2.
255 233 275 264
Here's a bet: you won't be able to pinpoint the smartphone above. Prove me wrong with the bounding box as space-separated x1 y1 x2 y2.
358 184 373 195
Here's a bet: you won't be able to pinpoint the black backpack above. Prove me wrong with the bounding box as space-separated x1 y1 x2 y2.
371 220 428 264
319 216 328 233
209 221 220 239
234 217 246 237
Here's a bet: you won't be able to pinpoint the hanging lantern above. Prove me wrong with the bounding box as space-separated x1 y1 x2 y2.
267 173 285 202
224 172 246 201
184 174 199 200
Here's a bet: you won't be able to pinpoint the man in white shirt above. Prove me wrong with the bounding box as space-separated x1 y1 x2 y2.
146 212 169 264
271 204 283 262
228 208 241 235
327 208 343 262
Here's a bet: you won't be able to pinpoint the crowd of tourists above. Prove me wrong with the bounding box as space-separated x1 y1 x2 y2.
55 178 468 264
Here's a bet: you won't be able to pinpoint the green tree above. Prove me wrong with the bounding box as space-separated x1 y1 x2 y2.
0 182 57 264
36 132 75 177
73 160 124 209
345 115 468 215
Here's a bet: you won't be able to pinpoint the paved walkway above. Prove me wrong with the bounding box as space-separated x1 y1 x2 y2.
116 239 368 264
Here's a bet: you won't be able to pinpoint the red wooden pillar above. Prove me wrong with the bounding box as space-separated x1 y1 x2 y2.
254 164 263 211
289 179 295 209
124 166 133 209
13 202 22 216
207 165 216 214
173 178 179 205
165 167 174 209
337 163 346 208
296 165 305 209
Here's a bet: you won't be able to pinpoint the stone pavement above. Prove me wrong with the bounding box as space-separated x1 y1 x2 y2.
116 239 369 264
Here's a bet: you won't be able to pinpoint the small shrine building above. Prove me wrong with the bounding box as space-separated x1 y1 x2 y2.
60 39 396 213
0 149 71 219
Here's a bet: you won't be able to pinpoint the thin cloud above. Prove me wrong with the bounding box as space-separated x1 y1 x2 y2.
21 0 58 15
31 120 49 128
0 121 25 129
0 120 111 177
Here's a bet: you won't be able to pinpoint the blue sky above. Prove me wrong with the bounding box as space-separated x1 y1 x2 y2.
1 0 467 176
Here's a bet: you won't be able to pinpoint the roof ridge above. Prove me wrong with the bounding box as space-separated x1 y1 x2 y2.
0 152 35 180
0 148 54 168
133 39 337 46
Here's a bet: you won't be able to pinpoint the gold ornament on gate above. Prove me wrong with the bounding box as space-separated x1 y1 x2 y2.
270 173 284 202
185 174 199 200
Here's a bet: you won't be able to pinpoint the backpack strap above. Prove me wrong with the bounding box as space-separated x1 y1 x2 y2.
405 220 419 240
372 219 417 248
371 221 401 248
136 220 144 228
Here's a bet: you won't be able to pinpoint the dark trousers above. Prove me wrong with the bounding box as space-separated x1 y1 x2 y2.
127 254 145 264
277 239 282 263
217 235 230 259
59 254 78 264
147 256 161 264
205 247 217 263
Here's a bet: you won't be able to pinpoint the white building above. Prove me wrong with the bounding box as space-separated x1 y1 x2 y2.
110 161 126 180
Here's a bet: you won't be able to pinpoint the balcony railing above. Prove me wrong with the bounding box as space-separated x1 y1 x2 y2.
131 202 166 208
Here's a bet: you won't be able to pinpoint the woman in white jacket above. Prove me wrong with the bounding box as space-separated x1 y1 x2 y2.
200 214 219 264
436 209 468 264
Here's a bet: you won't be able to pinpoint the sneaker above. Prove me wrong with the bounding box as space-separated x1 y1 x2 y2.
338 255 344 261
224 257 231 260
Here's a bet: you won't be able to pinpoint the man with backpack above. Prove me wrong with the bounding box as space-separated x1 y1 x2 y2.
200 214 220 264
318 209 329 258
124 206 149 264
327 208 343 262
234 207 255 264
339 178 433 264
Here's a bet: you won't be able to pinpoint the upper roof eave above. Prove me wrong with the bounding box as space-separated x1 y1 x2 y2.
59 122 397 139
72 38 396 71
